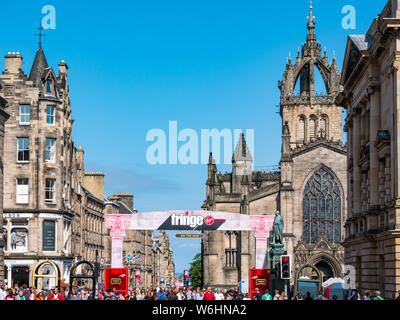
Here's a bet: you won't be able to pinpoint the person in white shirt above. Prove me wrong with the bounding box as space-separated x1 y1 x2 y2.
0 286 6 301
214 288 225 300
177 289 184 300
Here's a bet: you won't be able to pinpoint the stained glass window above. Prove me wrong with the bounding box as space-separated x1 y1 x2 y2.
302 167 342 244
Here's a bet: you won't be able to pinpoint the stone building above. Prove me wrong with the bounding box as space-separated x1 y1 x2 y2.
0 46 79 287
338 0 400 299
151 231 175 288
0 96 10 286
202 3 347 288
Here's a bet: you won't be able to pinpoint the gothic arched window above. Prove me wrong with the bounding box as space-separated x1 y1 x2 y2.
320 117 328 138
224 231 237 268
302 167 342 244
298 116 305 142
309 117 316 140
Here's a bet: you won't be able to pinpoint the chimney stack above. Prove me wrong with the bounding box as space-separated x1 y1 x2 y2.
5 52 22 74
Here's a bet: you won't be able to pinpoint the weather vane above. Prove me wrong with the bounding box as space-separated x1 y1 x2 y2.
35 24 45 47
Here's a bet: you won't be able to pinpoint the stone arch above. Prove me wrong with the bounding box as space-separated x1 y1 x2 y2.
319 114 329 138
291 58 331 94
309 115 317 140
307 252 342 278
297 114 306 142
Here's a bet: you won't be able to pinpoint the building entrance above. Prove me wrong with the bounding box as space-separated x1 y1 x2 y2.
12 266 29 287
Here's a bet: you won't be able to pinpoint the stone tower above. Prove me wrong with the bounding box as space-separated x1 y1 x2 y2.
278 3 342 148
278 2 347 280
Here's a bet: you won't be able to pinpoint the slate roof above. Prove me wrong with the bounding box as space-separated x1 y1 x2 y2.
233 133 253 162
28 46 49 87
349 34 374 52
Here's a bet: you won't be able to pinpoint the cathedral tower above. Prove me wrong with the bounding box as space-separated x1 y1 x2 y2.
278 2 342 149
278 1 347 280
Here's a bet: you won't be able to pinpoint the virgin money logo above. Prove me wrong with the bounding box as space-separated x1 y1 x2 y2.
204 216 214 225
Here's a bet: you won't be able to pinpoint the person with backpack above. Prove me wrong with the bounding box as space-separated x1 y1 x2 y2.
262 289 272 300
157 289 167 300
373 291 384 300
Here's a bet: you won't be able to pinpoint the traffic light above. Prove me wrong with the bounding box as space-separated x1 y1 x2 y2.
280 255 291 279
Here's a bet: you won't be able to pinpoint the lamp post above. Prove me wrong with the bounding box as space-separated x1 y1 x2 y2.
94 250 100 299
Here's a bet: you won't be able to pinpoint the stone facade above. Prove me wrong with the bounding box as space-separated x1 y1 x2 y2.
202 3 347 288
0 96 10 286
0 48 79 287
151 231 175 288
338 0 400 299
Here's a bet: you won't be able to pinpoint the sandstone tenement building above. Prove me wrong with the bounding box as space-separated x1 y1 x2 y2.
202 3 347 288
338 0 400 299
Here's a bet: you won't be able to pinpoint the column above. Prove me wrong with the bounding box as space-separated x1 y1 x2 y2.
369 85 381 207
348 125 353 219
353 109 361 215
6 265 11 287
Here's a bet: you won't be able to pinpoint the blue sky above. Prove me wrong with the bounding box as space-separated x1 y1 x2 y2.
1 0 386 273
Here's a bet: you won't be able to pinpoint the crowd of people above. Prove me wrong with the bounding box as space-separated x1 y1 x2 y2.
1 284 399 301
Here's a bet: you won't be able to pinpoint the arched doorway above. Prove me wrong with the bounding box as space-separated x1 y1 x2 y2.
32 260 60 290
315 260 334 282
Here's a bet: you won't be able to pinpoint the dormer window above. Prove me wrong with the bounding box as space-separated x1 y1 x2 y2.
46 79 52 93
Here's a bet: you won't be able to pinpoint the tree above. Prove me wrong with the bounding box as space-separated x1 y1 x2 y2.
189 253 202 288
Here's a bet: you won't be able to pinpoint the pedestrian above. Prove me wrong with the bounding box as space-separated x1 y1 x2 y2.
0 285 6 300
80 288 89 300
373 291 384 300
304 292 313 301
203 287 215 300
186 287 192 300
128 291 136 300
273 290 281 300
362 291 371 300
252 288 263 300
117 291 126 300
49 287 64 300
243 293 251 300
104 289 117 300
34 289 45 301
214 288 225 300
315 290 327 300
193 288 201 300
294 292 303 300
157 289 167 300
262 289 272 300
16 290 26 300
169 289 178 300
22 285 30 300
347 283 359 300
4 289 15 300
30 289 37 300
67 288 80 300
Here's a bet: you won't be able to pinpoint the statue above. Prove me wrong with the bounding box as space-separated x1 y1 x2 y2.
272 211 284 245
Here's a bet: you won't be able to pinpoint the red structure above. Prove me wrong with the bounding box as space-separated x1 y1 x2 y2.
104 268 129 295
249 269 270 299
